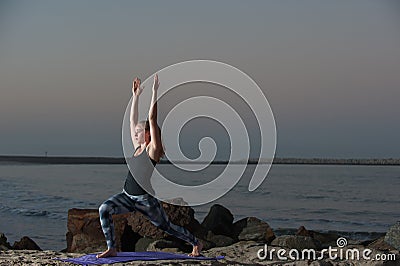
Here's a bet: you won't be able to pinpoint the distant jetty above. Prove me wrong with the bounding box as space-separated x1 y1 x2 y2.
0 155 399 165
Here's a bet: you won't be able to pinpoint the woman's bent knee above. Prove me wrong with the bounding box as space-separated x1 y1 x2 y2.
99 202 111 216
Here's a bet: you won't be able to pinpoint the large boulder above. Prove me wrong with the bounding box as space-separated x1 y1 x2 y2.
384 221 400 250
12 236 42 251
126 200 196 239
201 204 234 237
185 218 209 241
67 201 207 253
233 217 275 243
67 208 135 253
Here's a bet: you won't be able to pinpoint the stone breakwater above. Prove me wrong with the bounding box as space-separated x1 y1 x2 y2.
1 204 399 265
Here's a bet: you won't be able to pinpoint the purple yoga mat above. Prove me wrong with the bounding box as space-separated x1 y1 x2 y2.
55 251 224 265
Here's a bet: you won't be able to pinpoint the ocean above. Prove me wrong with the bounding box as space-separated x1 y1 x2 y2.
0 163 399 251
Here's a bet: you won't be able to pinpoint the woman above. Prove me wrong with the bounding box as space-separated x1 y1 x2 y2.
97 74 203 258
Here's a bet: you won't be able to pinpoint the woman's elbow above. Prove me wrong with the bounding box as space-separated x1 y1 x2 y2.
148 113 157 121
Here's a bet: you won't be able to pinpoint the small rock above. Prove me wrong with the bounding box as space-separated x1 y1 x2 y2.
271 235 321 250
160 247 181 253
233 217 275 243
296 226 339 248
146 239 176 251
202 239 217 251
206 231 236 247
312 232 340 248
164 197 188 206
12 236 42 251
0 233 12 250
296 225 313 237
368 236 395 251
135 237 156 252
146 239 191 253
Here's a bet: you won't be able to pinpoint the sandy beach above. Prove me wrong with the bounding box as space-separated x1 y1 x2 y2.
1 240 399 266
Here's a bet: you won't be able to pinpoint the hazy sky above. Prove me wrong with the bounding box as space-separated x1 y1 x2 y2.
1 1 399 158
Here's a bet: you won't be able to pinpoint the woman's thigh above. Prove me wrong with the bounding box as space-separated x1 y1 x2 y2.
134 196 170 227
101 192 137 215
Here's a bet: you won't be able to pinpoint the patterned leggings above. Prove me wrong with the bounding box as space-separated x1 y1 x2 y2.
98 191 199 249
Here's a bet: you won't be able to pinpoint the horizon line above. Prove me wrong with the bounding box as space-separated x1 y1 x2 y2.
1 155 400 166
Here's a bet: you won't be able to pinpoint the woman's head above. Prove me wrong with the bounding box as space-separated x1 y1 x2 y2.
135 120 165 158
134 120 150 145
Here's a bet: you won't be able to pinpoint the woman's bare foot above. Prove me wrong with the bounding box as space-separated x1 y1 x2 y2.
188 240 203 257
96 248 117 258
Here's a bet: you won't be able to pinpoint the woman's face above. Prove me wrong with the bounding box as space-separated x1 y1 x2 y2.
134 124 146 144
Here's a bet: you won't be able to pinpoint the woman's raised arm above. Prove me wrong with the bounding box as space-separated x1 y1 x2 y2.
148 74 163 154
130 77 143 149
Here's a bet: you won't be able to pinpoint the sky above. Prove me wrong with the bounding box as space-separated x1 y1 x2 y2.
0 0 399 159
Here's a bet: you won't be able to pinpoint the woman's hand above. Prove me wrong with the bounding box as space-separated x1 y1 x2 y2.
152 74 160 92
132 77 143 97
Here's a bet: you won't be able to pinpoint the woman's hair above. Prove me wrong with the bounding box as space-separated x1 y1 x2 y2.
138 120 165 159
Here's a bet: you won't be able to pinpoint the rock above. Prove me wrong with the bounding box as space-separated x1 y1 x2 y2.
368 236 396 251
312 232 340 248
67 208 133 253
184 218 208 240
206 231 236 247
233 217 275 243
201 204 234 237
159 247 181 253
67 202 206 253
297 225 313 237
126 200 196 239
384 221 400 250
199 238 217 251
12 237 42 251
271 235 321 250
134 237 156 252
164 197 189 206
0 233 12 250
296 226 340 248
146 239 191 253
120 223 142 251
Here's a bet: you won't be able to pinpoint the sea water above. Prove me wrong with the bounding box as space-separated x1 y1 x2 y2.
0 163 399 251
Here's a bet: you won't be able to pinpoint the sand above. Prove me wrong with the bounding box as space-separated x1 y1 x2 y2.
1 241 399 266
